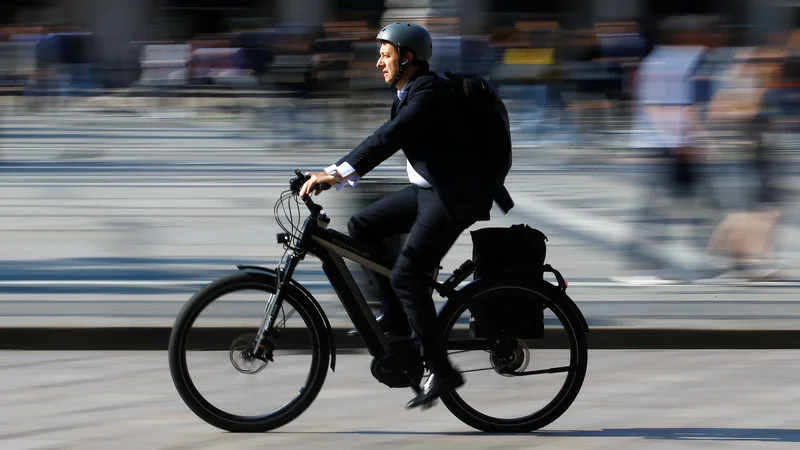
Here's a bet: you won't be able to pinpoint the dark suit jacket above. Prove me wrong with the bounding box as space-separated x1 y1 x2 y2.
336 68 514 226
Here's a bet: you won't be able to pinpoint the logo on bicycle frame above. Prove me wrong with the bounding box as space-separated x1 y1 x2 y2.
332 238 371 259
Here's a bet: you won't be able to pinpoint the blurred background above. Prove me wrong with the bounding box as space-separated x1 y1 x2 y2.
1 0 800 328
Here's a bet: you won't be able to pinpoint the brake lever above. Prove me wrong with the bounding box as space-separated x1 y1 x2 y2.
291 170 331 197
290 170 309 195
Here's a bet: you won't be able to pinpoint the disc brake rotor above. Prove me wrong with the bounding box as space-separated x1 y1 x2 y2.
490 339 530 377
229 333 269 374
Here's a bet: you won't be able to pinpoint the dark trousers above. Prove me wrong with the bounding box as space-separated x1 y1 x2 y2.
348 184 471 371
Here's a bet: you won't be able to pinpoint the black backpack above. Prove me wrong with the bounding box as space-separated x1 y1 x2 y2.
442 71 512 181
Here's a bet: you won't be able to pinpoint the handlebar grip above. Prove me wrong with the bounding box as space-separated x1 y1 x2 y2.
313 183 332 195
291 170 332 196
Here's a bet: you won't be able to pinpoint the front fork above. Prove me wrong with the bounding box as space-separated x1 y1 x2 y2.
252 251 302 357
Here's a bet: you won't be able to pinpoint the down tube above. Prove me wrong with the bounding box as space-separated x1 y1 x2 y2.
312 242 391 356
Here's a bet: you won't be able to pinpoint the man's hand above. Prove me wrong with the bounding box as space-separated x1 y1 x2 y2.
299 171 336 197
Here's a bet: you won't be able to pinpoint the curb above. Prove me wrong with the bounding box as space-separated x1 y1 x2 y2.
3 327 800 351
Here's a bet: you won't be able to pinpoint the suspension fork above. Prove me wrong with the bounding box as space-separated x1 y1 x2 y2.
252 251 302 354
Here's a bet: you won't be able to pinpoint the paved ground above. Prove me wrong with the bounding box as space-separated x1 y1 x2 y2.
1 350 799 449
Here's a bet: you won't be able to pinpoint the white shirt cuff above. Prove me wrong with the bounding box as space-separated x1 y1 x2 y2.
324 162 360 191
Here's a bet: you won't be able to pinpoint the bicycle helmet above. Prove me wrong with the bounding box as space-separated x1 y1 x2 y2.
376 22 432 87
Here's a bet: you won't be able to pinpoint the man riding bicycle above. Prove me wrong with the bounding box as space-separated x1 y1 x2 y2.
299 22 514 409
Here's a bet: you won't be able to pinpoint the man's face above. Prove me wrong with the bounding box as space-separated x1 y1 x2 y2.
376 42 400 84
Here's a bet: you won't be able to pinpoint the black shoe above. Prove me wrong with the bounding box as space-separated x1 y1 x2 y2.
406 366 465 410
347 313 411 337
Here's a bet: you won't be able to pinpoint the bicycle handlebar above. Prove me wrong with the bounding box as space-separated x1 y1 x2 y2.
289 169 330 216
290 170 331 196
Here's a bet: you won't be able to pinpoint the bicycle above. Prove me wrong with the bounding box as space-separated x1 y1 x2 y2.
168 170 590 433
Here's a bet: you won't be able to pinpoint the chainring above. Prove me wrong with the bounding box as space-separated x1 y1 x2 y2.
370 340 424 388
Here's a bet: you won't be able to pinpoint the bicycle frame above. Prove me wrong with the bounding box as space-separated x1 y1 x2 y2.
270 194 402 357
261 176 519 361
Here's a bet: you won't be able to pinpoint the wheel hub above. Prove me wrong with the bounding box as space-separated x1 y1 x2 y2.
490 339 530 376
229 333 270 374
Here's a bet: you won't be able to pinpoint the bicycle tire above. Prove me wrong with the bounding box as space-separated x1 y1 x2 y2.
437 279 588 433
168 271 330 432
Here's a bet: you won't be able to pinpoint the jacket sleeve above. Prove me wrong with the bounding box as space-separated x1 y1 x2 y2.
336 80 439 176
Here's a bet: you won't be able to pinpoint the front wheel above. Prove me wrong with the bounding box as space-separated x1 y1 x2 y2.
438 281 588 433
168 272 330 432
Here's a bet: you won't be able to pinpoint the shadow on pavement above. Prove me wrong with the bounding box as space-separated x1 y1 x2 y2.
277 428 800 442
536 428 800 442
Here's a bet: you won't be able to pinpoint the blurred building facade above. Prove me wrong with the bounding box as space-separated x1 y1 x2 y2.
0 0 797 92
2 0 797 38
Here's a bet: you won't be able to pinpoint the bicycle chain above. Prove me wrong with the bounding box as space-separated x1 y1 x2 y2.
458 366 498 374
448 349 500 374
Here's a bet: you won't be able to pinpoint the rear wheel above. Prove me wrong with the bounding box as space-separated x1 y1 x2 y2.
438 282 588 432
168 272 330 432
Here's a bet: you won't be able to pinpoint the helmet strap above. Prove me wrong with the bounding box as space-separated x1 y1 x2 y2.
391 55 412 89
